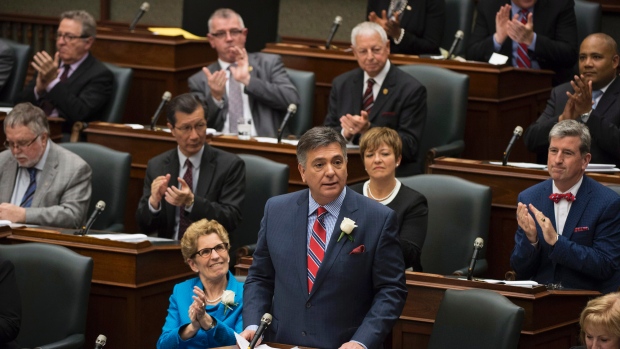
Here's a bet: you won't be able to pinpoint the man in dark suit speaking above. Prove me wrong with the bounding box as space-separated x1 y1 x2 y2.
324 21 427 175
188 8 299 138
17 10 113 136
136 93 245 240
511 120 620 294
242 126 407 349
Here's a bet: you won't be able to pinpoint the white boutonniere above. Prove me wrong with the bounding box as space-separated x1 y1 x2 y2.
337 217 357 243
221 290 238 315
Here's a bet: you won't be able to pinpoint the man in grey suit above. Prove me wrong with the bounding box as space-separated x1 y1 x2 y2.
0 103 91 228
188 8 299 138
242 127 407 349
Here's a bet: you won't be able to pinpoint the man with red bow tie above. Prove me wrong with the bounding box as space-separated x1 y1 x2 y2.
511 119 620 293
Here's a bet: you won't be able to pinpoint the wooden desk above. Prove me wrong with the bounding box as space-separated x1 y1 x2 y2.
90 28 216 125
0 226 193 349
428 157 620 279
83 122 367 233
263 42 554 163
0 114 64 144
235 257 599 349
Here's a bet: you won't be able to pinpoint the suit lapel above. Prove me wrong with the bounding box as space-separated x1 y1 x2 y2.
310 189 359 296
66 54 93 84
538 180 557 232
350 70 364 116
246 54 261 130
294 191 312 299
195 145 216 198
32 143 60 207
368 65 397 123
0 158 19 203
562 177 592 240
592 78 620 118
163 150 180 229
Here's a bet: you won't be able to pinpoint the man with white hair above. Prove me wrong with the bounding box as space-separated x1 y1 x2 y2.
324 21 427 175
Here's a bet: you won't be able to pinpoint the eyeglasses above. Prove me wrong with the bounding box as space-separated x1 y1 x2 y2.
192 243 229 258
209 29 244 39
56 32 90 42
354 47 386 57
174 122 207 134
4 134 40 150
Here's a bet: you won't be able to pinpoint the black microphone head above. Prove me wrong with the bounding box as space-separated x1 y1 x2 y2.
96 200 106 211
140 2 150 11
474 237 484 249
455 30 464 39
261 313 273 325
513 126 524 137
287 104 297 113
96 334 107 346
162 91 172 101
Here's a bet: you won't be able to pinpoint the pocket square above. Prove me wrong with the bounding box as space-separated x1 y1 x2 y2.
350 245 366 254
574 226 589 232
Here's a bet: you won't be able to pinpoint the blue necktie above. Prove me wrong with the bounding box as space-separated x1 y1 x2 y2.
592 90 603 110
20 168 37 208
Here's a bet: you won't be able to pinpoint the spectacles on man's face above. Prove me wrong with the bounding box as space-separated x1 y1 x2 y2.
56 32 90 42
4 134 40 151
191 243 229 258
209 29 244 39
174 122 207 134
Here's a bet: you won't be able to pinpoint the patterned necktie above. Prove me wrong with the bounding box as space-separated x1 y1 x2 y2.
549 192 575 203
178 159 193 239
362 78 375 113
592 90 603 109
227 64 243 134
307 206 327 293
515 10 531 68
20 168 37 208
41 64 71 116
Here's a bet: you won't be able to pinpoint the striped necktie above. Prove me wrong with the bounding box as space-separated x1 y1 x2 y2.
20 168 37 208
307 206 327 293
227 64 243 134
362 78 375 113
515 10 531 68
178 159 193 239
592 90 603 109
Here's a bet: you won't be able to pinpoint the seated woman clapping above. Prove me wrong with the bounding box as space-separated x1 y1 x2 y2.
157 219 243 348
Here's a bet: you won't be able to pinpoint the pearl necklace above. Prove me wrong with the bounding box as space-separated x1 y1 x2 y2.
205 292 223 303
367 181 397 202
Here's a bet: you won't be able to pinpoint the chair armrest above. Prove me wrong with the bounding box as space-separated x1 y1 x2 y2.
37 334 85 349
430 140 465 159
452 259 488 277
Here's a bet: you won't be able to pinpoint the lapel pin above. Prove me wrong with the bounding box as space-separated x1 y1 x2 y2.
383 88 388 95
248 66 253 72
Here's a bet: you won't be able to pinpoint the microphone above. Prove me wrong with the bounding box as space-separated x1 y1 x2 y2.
467 237 484 281
248 313 272 349
129 2 150 31
150 91 172 130
446 30 464 60
94 334 107 349
325 16 343 50
277 104 297 143
502 126 524 166
75 201 106 236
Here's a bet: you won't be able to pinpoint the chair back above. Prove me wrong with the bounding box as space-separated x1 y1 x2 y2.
441 0 475 58
573 0 602 75
0 39 32 107
284 68 315 137
607 185 620 197
101 62 133 123
399 174 491 275
233 154 289 259
61 142 131 232
0 243 93 348
428 289 524 349
398 65 469 175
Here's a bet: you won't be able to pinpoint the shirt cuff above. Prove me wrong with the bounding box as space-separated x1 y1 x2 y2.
528 33 537 51
212 95 225 108
148 200 161 214
493 35 502 52
351 340 368 349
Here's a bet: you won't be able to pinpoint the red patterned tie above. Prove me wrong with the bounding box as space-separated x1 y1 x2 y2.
178 159 193 239
307 206 327 293
362 78 375 113
516 10 531 68
549 193 575 203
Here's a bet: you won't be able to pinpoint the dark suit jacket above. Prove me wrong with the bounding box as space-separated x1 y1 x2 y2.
324 64 427 168
510 176 620 293
366 0 445 55
136 144 245 238
351 182 428 271
524 78 620 167
188 53 300 137
18 54 113 133
243 188 407 349
467 0 578 86
0 258 20 349
0 142 92 229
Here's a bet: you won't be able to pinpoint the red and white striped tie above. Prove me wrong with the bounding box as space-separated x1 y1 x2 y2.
516 9 531 68
307 206 327 293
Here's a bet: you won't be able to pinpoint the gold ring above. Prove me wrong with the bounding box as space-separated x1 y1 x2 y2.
541 217 546 222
